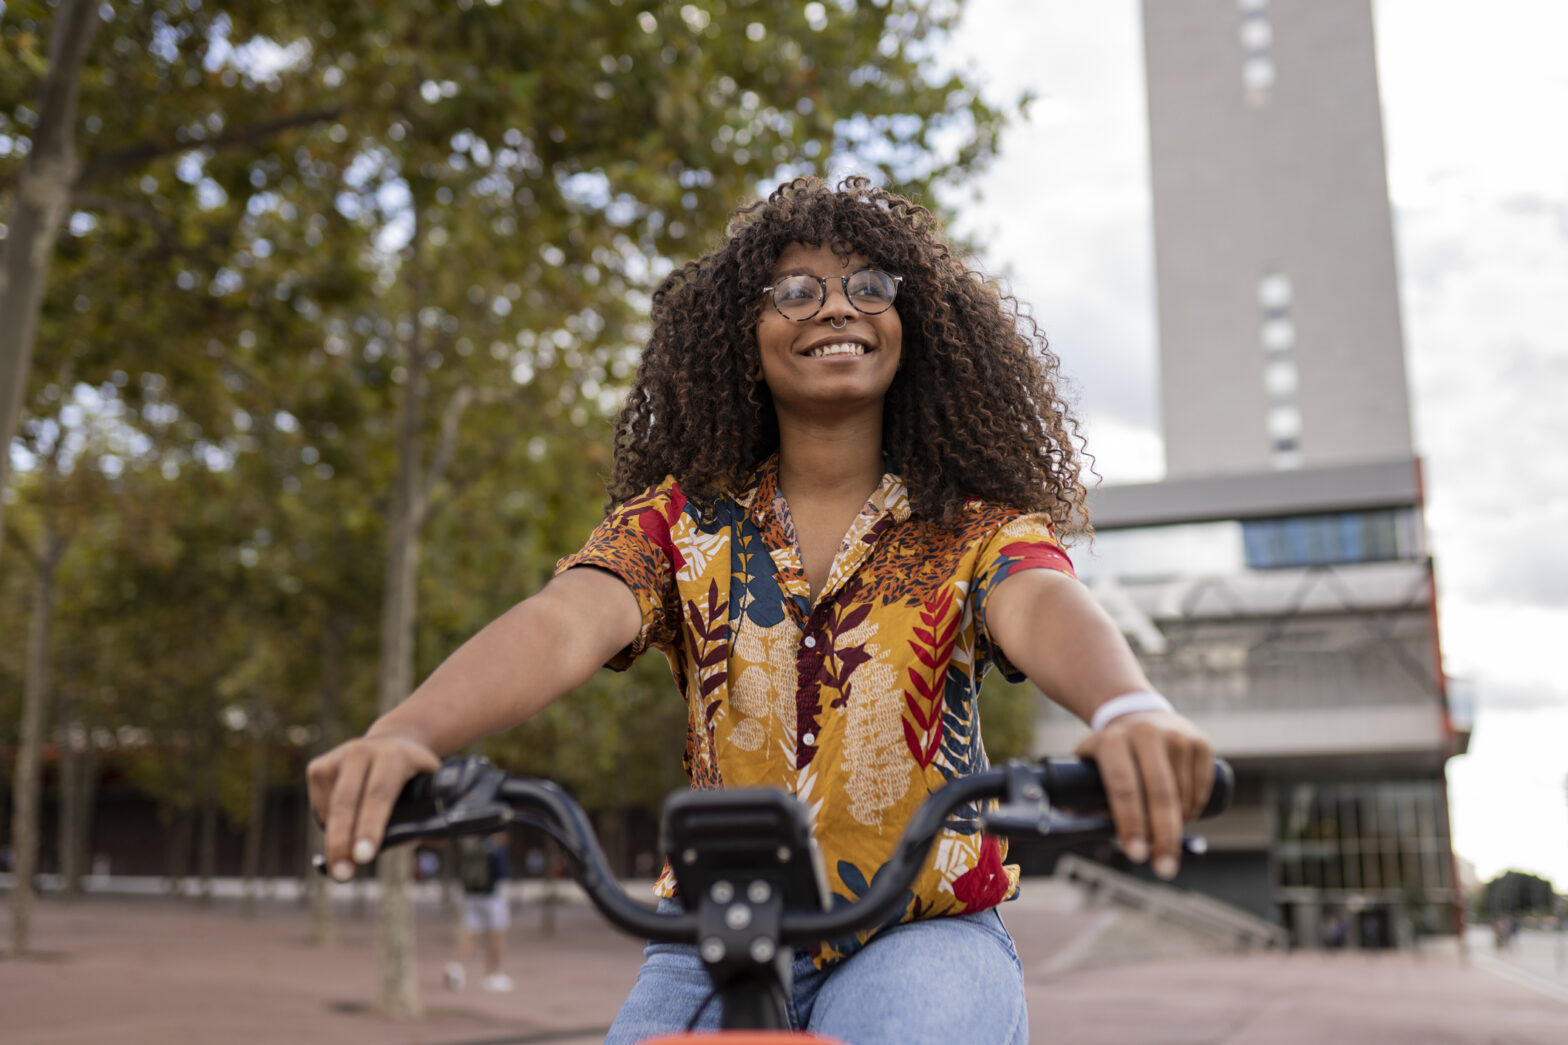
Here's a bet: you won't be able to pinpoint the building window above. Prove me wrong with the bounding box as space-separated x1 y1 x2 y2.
1261 317 1296 352
1258 273 1293 310
1264 359 1299 397
1240 18 1273 50
1258 269 1300 468
1243 56 1276 93
1266 404 1302 440
1242 508 1424 569
1238 0 1275 107
1273 781 1453 912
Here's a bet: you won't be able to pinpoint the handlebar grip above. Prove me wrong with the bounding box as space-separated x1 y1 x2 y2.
383 757 513 843
391 771 439 813
1039 757 1233 819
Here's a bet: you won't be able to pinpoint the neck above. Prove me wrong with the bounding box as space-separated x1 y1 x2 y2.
774 409 885 504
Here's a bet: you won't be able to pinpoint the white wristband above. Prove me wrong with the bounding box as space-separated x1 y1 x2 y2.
1089 691 1174 732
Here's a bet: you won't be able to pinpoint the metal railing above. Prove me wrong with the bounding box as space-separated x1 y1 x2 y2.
1054 852 1290 950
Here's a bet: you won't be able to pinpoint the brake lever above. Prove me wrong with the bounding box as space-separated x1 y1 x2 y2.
310 755 515 875
977 759 1208 855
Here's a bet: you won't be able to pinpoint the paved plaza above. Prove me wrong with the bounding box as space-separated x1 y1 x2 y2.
4 885 1567 1044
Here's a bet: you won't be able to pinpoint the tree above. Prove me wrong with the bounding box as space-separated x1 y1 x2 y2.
262 0 1010 1017
4 0 1016 1014
1483 869 1557 918
0 0 98 544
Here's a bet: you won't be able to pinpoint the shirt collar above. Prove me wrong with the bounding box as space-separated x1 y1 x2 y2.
739 453 912 536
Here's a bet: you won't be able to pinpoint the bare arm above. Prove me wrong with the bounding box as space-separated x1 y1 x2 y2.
306 567 642 880
984 568 1213 878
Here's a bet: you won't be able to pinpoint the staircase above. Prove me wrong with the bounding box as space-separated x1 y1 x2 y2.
1039 853 1289 973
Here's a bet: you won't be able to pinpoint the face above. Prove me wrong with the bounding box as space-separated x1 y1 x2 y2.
755 242 903 420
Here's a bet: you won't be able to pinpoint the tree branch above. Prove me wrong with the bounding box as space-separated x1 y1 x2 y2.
423 414 525 523
426 385 523 520
69 190 173 232
64 106 345 192
416 384 477 522
3 519 42 567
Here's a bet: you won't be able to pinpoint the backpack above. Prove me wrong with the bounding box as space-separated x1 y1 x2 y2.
458 837 498 894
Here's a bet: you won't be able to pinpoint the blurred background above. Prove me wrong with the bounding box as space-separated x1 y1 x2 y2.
1 0 1563 998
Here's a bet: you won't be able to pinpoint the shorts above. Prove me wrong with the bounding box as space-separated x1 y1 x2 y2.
462 890 510 933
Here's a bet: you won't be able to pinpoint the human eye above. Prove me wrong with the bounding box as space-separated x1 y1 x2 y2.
849 269 896 302
773 276 819 304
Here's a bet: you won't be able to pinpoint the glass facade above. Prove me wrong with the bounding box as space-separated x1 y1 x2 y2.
1073 507 1423 583
1242 508 1423 569
1274 780 1453 901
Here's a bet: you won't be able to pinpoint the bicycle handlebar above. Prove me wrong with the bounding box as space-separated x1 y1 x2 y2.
342 755 1233 948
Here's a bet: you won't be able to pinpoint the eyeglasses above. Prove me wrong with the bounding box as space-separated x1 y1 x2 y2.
761 268 904 322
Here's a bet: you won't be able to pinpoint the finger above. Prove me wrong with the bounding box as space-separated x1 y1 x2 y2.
306 749 340 829
323 748 372 881
352 745 438 865
1159 734 1196 823
1191 737 1216 821
1132 728 1183 879
1090 732 1151 866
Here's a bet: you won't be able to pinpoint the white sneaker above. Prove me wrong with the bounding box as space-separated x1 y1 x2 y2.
444 961 466 991
481 972 514 993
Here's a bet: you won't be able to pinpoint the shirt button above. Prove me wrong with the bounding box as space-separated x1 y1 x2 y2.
802 732 815 745
803 635 816 648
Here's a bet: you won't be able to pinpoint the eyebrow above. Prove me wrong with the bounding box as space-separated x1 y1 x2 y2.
770 265 873 279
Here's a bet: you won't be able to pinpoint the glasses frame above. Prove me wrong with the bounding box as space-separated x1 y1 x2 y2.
760 269 904 322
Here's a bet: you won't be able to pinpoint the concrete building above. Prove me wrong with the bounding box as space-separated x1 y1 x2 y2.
1034 0 1467 947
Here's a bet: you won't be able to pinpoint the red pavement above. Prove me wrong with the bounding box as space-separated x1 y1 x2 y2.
4 891 1566 1044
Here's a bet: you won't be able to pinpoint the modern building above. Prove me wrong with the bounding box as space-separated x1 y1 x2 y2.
1033 0 1468 947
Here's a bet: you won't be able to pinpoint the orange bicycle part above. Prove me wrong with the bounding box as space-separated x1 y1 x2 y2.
641 1034 847 1044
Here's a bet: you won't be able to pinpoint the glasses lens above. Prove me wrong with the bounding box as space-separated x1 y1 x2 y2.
847 270 898 314
772 275 823 320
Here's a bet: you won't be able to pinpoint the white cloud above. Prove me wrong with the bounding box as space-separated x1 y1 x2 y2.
946 0 1159 433
1447 705 1568 887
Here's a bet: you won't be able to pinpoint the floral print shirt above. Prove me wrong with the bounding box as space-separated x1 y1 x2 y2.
556 455 1075 966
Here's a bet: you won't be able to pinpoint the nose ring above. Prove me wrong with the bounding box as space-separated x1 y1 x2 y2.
829 316 848 329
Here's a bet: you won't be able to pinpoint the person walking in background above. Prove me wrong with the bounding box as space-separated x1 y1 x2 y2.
445 831 513 993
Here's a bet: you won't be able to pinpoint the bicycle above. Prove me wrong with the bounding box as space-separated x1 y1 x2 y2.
322 754 1233 1043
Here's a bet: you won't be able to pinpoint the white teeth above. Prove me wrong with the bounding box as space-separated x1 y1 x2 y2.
807 343 867 358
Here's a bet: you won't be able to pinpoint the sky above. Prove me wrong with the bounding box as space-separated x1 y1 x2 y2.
942 0 1568 888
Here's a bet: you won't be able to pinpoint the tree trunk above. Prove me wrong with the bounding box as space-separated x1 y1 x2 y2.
241 704 269 918
75 737 100 887
0 0 98 542
308 614 344 944
6 543 59 957
373 210 432 1020
196 712 219 908
164 803 192 897
56 691 80 898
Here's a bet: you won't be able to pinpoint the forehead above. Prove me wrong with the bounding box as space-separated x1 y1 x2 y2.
771 241 870 276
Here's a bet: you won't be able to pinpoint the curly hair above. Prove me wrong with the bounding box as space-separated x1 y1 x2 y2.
607 176 1091 534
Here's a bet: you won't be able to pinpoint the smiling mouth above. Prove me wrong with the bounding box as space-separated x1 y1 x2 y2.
806 342 871 358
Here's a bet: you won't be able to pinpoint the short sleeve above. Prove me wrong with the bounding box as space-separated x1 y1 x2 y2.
554 478 686 670
973 513 1077 682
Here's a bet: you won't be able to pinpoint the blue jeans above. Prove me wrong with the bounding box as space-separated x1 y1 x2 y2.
605 903 1028 1044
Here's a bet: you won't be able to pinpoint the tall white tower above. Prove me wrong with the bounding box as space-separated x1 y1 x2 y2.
1142 0 1413 477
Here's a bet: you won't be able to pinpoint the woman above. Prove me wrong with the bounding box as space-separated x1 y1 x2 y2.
308 177 1212 1043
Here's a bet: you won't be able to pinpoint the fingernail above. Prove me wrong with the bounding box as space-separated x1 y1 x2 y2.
353 839 375 864
1125 838 1149 863
1154 856 1178 880
331 860 355 882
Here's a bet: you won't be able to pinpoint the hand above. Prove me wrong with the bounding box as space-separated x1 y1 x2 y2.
306 732 440 881
1073 710 1213 880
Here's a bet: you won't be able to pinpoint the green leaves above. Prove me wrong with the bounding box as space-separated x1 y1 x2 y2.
3 0 1020 833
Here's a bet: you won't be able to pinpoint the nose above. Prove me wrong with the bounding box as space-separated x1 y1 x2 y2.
818 277 856 325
